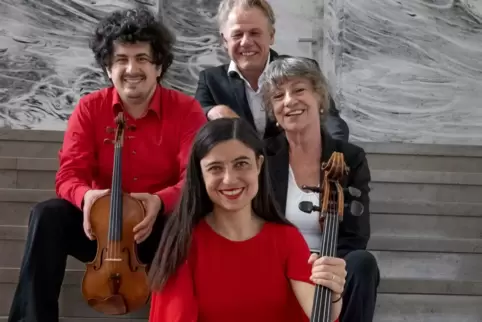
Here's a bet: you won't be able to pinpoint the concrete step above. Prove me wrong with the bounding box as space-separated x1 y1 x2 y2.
2 188 482 223
0 130 62 158
1 295 481 322
373 294 482 322
1 224 481 294
0 157 57 189
3 129 482 171
4 155 482 189
0 279 149 319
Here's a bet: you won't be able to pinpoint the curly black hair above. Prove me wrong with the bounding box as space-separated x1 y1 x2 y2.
90 7 175 80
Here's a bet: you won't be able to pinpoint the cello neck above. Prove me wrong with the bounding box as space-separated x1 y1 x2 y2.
310 152 348 322
108 112 126 242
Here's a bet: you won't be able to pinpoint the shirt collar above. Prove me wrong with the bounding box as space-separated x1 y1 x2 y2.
227 52 271 88
112 84 163 119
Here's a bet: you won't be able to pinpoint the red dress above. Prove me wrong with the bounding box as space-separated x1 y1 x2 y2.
149 220 339 322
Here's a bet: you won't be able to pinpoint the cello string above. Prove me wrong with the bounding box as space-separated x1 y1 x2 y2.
315 178 329 320
321 189 335 321
311 184 322 320
321 182 339 322
315 178 330 321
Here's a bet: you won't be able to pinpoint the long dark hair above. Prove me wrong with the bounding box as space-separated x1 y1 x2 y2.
149 118 291 290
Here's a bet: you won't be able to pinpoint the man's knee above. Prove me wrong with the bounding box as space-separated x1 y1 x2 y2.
29 198 78 229
345 250 379 279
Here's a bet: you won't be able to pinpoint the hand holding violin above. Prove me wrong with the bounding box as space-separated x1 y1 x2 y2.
82 189 111 240
130 192 162 243
308 255 346 302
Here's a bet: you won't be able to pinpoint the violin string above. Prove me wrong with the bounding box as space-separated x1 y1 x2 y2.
115 140 121 269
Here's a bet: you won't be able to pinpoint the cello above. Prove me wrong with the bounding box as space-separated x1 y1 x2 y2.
298 151 349 322
81 112 150 315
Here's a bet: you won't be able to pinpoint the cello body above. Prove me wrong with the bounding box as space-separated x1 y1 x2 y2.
81 113 150 315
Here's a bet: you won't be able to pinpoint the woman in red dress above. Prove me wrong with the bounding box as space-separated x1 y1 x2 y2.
148 118 345 322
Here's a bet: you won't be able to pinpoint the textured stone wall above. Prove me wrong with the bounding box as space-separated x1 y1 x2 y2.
0 0 481 145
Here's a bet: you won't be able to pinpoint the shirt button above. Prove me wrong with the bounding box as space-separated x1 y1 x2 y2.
133 177 138 181
132 150 136 155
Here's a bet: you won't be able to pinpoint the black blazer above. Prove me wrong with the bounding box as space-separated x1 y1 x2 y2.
194 49 349 140
265 129 371 258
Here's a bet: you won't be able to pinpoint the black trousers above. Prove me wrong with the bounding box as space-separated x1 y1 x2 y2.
8 198 165 322
340 250 380 322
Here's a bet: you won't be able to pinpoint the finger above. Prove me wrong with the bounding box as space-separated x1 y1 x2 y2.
135 225 152 244
82 189 109 240
312 264 338 274
310 277 344 294
130 192 149 201
311 271 345 286
314 256 345 267
133 216 150 233
308 253 319 264
83 189 110 216
83 216 96 240
312 266 347 282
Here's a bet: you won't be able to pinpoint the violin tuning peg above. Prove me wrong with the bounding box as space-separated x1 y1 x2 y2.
103 138 114 144
105 127 114 133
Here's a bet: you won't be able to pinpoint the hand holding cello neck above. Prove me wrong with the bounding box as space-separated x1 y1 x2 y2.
298 152 349 322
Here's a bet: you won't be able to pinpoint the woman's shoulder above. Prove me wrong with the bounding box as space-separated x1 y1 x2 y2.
330 137 368 169
263 222 306 243
264 131 288 157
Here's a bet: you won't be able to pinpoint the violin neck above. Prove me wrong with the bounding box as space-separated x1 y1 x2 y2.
108 143 123 242
310 212 340 322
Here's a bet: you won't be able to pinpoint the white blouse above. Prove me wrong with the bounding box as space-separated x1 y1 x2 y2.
285 166 323 252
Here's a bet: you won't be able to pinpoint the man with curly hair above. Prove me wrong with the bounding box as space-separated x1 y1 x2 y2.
7 8 206 322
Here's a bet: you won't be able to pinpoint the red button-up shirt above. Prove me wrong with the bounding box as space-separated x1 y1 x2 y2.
55 84 207 214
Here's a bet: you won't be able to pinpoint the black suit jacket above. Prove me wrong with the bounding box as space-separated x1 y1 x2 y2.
265 129 371 258
194 49 349 140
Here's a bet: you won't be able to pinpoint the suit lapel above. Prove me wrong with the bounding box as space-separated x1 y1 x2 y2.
266 134 290 213
227 49 280 129
228 73 255 126
322 130 338 162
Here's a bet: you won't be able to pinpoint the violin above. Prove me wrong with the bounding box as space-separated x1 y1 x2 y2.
81 112 150 315
298 152 349 322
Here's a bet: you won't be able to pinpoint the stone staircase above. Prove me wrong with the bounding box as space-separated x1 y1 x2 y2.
1 129 482 321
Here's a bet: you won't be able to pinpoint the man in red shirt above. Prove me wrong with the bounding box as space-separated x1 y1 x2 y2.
7 8 206 322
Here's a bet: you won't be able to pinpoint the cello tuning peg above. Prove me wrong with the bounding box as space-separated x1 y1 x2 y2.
298 201 322 214
301 185 322 193
343 186 362 198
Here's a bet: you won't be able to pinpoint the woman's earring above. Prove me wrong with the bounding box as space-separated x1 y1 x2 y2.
276 122 279 127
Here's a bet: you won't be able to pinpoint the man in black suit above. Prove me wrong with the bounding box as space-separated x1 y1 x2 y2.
194 0 349 141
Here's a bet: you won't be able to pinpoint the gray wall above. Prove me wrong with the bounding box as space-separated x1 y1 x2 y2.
0 0 481 145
